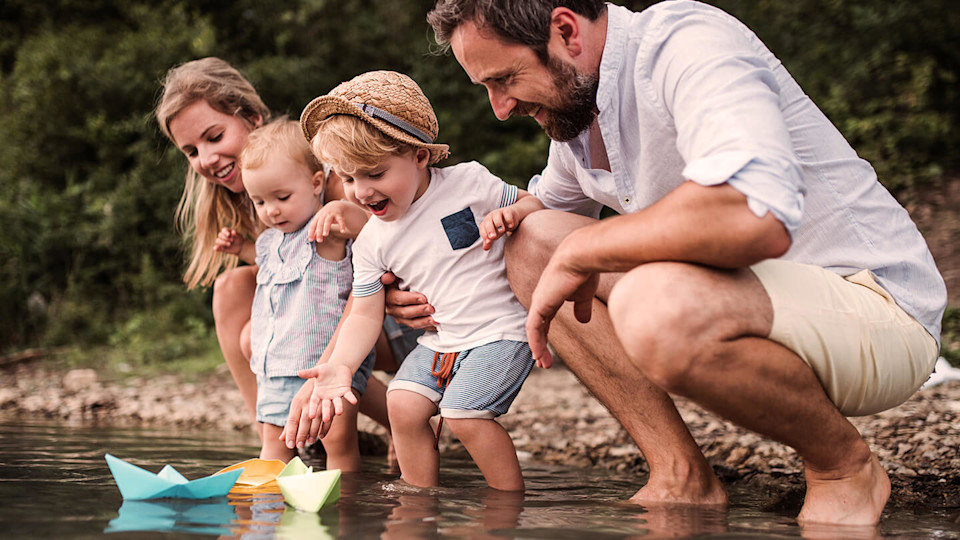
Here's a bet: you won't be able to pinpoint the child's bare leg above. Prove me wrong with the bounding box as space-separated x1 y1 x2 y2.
358 375 398 470
358 376 390 429
388 390 439 486
445 418 524 491
260 423 296 462
320 399 362 472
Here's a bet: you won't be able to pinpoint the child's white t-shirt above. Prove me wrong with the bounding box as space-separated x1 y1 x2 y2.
351 161 528 353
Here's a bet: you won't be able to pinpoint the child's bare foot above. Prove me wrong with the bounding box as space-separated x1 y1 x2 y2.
798 453 890 526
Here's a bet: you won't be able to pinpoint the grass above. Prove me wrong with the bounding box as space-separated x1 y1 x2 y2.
49 318 226 383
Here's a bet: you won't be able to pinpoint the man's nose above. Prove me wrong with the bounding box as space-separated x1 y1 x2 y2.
487 87 515 121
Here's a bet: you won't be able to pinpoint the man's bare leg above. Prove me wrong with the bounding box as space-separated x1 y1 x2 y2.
606 262 889 525
506 210 726 505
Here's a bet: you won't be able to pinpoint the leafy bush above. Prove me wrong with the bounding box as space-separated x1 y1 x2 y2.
0 0 956 363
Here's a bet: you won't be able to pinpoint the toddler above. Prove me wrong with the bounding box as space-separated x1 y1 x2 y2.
296 71 547 491
218 119 375 467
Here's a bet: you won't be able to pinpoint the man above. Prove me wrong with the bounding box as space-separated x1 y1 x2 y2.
394 0 946 526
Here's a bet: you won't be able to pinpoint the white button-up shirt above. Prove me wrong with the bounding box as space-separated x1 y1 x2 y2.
531 0 946 343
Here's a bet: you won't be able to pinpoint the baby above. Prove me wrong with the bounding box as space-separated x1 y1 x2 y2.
220 119 375 468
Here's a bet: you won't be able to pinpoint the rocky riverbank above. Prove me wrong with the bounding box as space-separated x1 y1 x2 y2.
1 360 957 513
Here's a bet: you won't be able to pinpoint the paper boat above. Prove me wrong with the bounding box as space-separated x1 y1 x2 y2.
216 458 287 493
276 457 340 512
105 454 243 500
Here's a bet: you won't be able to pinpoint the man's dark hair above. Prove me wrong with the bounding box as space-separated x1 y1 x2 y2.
427 0 606 64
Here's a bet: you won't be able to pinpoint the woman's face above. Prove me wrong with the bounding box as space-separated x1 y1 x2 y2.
168 100 260 193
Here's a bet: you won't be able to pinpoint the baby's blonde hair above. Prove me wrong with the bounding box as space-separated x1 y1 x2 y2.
311 115 416 176
241 119 323 177
155 57 271 289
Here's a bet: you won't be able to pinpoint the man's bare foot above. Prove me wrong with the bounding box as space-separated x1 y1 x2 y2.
628 472 728 506
798 453 890 526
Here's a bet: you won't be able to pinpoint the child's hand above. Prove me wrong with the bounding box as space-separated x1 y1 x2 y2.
280 379 322 449
535 354 553 369
308 200 367 243
213 227 243 255
299 363 357 439
479 206 521 250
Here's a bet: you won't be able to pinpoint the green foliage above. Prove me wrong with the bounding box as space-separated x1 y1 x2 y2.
714 0 960 190
941 307 960 365
0 0 956 360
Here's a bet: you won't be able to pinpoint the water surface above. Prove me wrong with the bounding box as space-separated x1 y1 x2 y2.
0 419 956 539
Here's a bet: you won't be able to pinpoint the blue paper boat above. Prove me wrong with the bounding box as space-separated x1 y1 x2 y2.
105 454 243 500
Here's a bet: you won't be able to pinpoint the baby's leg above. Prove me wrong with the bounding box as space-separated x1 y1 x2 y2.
445 418 524 491
320 399 362 472
388 389 439 487
260 423 296 462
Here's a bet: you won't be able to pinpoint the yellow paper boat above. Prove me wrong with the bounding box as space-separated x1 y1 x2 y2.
276 457 340 513
216 458 287 493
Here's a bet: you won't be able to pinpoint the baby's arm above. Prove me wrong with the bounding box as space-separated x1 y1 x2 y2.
280 293 355 449
309 200 369 243
298 289 385 437
480 190 545 250
213 227 256 263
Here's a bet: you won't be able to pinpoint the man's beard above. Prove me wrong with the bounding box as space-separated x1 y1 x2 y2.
537 55 599 142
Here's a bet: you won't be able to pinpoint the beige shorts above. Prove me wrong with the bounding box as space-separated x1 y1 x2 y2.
751 259 938 416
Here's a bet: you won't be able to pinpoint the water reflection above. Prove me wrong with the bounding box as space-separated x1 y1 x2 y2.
106 498 238 535
0 418 958 539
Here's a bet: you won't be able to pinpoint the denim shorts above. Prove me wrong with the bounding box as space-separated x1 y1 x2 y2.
382 315 424 370
386 340 534 419
256 348 376 426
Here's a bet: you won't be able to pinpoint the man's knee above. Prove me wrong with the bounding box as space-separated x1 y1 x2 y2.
506 210 595 306
607 263 704 391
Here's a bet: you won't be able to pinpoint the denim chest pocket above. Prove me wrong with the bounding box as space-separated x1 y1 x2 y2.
441 207 480 250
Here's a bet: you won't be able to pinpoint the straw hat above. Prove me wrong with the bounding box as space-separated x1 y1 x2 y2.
300 71 450 164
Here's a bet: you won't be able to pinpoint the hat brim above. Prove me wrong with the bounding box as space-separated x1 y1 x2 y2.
300 95 450 165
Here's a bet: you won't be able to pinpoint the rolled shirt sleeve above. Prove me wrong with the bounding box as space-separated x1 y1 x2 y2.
648 8 806 233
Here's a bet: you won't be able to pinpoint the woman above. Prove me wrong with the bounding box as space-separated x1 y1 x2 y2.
155 57 406 449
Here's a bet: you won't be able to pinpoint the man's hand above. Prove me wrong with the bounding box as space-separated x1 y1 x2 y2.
381 272 437 330
525 247 599 369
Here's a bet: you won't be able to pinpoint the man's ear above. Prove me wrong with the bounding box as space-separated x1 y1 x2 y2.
549 7 583 58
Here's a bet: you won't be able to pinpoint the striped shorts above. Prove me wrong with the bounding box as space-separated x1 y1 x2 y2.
387 340 534 419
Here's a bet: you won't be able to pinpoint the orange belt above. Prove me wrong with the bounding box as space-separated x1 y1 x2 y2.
430 351 458 450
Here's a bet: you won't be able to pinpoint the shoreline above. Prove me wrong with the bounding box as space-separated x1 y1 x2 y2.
2 361 958 512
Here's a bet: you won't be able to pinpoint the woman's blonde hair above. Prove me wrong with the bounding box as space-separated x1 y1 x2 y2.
311 114 415 176
155 57 271 289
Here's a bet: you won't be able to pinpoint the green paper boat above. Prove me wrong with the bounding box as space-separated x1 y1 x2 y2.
276 456 340 512
105 454 243 500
